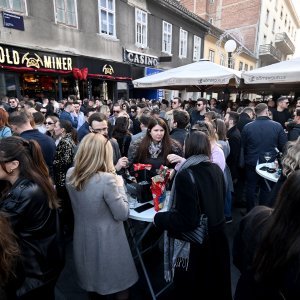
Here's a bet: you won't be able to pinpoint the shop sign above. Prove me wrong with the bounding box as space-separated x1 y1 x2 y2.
0 45 73 70
123 49 159 67
2 12 24 31
102 64 114 75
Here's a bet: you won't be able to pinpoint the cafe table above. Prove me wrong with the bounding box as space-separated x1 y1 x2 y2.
255 163 279 191
127 199 171 300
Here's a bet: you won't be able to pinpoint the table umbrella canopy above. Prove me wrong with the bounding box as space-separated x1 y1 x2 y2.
132 59 241 90
242 57 300 84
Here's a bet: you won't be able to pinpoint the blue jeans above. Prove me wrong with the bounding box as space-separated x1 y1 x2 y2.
224 189 232 218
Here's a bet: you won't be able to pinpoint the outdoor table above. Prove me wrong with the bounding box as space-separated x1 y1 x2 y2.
127 199 171 300
256 163 279 191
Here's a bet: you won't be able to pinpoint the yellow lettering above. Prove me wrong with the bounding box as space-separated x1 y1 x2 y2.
44 56 52 68
12 50 19 65
0 47 5 63
56 57 62 69
5 49 13 64
62 57 67 70
67 57 72 70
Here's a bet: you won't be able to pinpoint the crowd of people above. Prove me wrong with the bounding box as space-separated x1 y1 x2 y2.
0 93 300 299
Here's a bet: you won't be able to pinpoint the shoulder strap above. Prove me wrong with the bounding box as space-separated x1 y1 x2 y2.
187 168 201 214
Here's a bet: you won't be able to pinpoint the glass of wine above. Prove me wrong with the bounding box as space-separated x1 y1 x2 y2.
264 152 272 167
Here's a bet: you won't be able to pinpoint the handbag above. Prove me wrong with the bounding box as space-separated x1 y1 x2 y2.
169 169 208 245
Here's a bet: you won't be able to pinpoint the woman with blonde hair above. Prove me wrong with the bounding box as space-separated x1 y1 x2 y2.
66 133 138 300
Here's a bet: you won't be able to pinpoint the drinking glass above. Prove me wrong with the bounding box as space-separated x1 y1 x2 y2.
264 152 272 167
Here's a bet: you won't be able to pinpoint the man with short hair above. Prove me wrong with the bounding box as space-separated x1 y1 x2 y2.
73 101 85 130
286 108 300 141
190 98 207 126
88 113 128 172
59 102 77 128
77 107 97 142
242 103 287 211
7 97 19 114
270 96 292 128
8 111 56 177
170 110 190 147
130 114 151 144
164 97 182 129
237 106 255 133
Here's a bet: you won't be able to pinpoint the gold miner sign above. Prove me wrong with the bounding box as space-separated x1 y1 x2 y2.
0 45 73 70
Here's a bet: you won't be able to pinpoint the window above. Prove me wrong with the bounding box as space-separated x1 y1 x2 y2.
0 0 27 13
265 9 269 25
272 19 276 32
99 0 115 36
275 0 278 10
263 35 267 44
280 7 283 19
285 14 287 26
209 18 213 24
220 54 225 66
162 21 172 54
210 0 214 3
239 61 243 71
208 50 215 62
55 0 77 27
193 35 201 61
179 28 188 58
245 64 248 71
135 8 147 47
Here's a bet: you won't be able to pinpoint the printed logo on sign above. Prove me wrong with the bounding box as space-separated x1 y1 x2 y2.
22 53 43 68
103 64 114 75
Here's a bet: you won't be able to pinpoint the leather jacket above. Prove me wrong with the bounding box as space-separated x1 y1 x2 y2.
0 178 64 296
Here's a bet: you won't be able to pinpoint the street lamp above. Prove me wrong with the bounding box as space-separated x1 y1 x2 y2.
224 40 237 68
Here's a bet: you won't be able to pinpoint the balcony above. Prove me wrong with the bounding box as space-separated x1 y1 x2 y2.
259 44 281 65
275 32 295 55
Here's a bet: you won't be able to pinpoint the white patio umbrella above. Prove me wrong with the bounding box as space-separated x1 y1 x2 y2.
132 59 241 91
242 57 300 84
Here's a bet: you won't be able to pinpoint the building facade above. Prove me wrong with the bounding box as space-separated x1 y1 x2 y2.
180 0 300 66
0 0 209 101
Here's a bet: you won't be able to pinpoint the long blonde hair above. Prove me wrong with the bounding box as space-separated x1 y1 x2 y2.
69 133 115 190
282 137 300 177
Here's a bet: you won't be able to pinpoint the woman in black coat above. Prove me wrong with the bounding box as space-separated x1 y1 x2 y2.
0 137 63 300
154 131 232 300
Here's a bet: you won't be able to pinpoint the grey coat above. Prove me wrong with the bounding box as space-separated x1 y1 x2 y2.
66 169 138 295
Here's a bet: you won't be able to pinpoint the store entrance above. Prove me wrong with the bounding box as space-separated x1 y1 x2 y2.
19 74 75 99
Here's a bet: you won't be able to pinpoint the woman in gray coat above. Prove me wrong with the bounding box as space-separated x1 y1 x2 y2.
66 133 138 299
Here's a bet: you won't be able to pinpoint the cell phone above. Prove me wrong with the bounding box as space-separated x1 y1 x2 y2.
259 166 268 171
134 203 154 213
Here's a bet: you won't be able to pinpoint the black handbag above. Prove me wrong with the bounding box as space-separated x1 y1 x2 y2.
169 169 208 245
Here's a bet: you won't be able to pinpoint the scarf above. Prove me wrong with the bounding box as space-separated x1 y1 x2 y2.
164 154 209 282
148 141 162 158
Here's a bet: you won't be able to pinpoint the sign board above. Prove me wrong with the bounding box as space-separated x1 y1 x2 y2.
145 67 163 100
123 49 159 67
2 11 24 31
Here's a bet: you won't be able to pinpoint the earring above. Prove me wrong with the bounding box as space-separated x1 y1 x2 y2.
9 169 14 174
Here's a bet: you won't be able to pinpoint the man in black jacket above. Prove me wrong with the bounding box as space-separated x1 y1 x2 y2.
170 110 190 147
241 103 287 212
286 108 300 141
237 106 254 133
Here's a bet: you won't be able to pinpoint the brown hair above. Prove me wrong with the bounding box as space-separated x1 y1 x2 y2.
0 136 59 209
0 212 20 285
135 117 171 164
184 131 211 158
0 109 9 128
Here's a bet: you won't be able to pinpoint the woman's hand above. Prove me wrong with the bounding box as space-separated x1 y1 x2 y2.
115 157 129 171
167 154 184 164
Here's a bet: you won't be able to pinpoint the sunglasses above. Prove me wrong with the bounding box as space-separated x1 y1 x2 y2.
44 122 55 125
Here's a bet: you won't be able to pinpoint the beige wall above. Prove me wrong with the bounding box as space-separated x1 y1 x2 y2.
204 34 257 70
